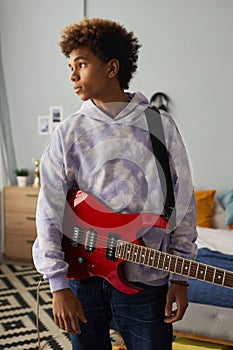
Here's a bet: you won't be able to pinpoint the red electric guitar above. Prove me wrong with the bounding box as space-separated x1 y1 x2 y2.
62 190 233 294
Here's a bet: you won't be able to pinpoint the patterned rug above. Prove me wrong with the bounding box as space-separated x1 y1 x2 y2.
0 264 126 350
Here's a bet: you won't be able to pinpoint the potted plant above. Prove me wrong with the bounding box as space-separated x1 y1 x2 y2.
13 168 29 187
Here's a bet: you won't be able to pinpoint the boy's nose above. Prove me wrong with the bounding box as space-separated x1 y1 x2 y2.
70 71 79 82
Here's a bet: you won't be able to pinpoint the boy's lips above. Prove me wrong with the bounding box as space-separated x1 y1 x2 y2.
74 86 81 93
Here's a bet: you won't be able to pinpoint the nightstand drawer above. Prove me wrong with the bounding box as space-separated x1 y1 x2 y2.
5 233 36 261
4 186 39 262
5 212 37 235
4 186 38 213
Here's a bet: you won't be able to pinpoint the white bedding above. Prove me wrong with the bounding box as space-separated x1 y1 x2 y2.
196 226 233 255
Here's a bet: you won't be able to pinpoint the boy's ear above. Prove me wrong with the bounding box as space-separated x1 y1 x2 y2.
107 59 119 78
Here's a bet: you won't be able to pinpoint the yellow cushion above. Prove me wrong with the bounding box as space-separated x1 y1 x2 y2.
195 190 216 228
173 337 230 350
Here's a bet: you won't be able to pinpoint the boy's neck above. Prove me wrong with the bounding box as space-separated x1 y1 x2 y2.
92 90 130 118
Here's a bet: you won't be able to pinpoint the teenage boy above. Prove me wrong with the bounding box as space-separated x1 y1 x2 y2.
33 17 197 350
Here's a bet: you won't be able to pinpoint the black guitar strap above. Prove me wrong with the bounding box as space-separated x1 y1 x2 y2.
145 107 176 230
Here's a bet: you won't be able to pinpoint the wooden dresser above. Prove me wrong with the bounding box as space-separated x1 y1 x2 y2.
4 186 39 262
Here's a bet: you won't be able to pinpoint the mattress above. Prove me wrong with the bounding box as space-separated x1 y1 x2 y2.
188 248 233 308
173 210 233 343
196 226 233 255
173 302 233 343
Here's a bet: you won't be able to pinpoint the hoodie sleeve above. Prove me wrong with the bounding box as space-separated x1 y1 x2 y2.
161 111 198 281
32 128 70 293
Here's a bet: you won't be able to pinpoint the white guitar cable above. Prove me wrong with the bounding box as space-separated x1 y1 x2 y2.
36 277 58 350
36 277 45 350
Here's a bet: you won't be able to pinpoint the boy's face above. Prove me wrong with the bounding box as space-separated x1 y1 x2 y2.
68 47 114 104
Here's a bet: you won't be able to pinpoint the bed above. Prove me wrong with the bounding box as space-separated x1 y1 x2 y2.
173 190 233 347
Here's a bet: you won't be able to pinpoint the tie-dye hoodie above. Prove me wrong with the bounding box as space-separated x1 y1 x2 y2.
32 92 197 293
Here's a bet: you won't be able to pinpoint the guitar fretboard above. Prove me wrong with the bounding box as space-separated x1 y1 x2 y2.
115 240 233 289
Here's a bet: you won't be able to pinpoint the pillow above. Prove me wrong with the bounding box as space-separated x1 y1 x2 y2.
212 199 227 229
220 189 233 225
195 190 216 228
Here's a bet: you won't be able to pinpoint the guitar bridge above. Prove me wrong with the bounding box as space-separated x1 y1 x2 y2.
106 232 121 261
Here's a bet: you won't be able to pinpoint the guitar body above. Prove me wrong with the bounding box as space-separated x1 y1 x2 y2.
62 235 142 294
63 190 233 294
62 190 168 295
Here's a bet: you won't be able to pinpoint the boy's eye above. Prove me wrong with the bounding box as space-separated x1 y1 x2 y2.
79 62 86 68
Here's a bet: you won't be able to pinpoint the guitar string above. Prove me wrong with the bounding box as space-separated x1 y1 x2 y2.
68 232 233 282
65 231 233 284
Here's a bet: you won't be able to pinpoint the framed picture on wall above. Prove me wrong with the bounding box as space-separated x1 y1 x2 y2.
49 105 63 132
38 115 50 135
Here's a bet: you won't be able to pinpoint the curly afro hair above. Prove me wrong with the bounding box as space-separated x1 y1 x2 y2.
58 17 141 90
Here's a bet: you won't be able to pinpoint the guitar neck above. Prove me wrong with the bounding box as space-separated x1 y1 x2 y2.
115 240 233 289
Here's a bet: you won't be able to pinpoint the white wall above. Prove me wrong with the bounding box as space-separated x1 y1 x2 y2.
0 0 233 193
0 0 85 176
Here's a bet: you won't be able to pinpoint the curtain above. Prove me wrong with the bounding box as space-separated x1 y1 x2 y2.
0 42 16 186
0 40 16 254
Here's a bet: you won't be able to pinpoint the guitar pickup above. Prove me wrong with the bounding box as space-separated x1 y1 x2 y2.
106 232 121 261
70 226 85 248
85 228 97 253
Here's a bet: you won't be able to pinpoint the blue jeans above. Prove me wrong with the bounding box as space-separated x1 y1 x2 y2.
69 277 172 350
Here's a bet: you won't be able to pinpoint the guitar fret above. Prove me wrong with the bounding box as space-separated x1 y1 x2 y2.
115 240 233 291
204 266 207 280
124 242 129 259
139 246 145 263
162 254 167 269
163 254 171 271
148 249 155 267
214 268 225 285
213 268 216 283
182 260 191 276
181 258 185 274
150 250 159 268
151 251 158 268
189 261 199 278
205 266 215 283
148 248 153 265
130 243 136 262
195 262 199 279
122 242 128 260
197 263 207 280
137 245 141 263
169 256 177 273
221 270 226 286
128 243 134 260
128 243 133 261
120 241 124 257
144 248 151 266
175 257 184 274
157 251 165 269
121 241 128 260
125 243 131 260
141 246 147 264
133 244 140 263
225 271 233 288
174 256 178 273
155 251 160 268
162 253 166 269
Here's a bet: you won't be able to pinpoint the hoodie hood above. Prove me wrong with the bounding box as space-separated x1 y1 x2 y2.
79 91 149 124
